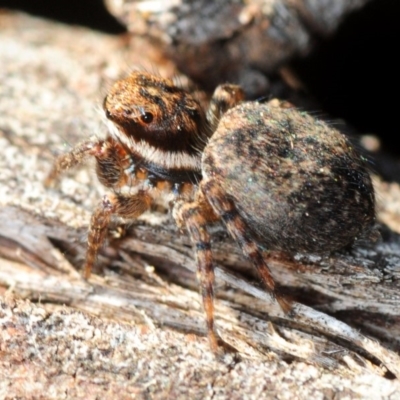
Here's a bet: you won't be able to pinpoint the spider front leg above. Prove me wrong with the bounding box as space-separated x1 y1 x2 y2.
173 197 221 352
46 137 152 278
85 190 152 278
46 137 131 190
45 139 103 187
201 179 292 313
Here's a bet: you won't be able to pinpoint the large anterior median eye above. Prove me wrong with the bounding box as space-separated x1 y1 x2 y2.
140 112 154 124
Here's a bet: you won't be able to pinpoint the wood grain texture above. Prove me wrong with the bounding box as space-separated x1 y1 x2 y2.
1 10 400 399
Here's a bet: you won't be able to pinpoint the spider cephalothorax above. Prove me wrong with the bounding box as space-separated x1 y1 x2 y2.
47 71 375 352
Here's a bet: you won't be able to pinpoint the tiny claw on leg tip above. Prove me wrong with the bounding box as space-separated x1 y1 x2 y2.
208 332 238 358
208 332 220 354
84 264 92 280
276 295 293 314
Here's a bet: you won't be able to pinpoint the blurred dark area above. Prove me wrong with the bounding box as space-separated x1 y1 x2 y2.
292 0 400 158
0 0 399 159
0 0 125 33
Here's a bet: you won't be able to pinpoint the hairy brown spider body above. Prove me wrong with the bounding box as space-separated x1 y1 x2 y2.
47 72 375 353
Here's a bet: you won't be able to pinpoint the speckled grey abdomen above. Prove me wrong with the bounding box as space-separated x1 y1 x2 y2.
202 101 375 254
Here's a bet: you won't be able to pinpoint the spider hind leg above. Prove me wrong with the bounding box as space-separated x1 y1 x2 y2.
201 179 292 313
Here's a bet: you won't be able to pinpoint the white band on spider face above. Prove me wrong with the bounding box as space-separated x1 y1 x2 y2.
107 121 202 171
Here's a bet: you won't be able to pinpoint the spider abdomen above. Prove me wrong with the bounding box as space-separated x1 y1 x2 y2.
202 101 375 254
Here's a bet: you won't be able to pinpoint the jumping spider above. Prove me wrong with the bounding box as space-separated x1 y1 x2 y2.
47 71 375 352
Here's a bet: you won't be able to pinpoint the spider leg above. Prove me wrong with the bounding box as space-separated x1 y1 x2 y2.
173 198 221 352
46 137 131 189
45 139 103 187
207 84 245 131
85 190 152 279
201 179 292 313
46 137 148 278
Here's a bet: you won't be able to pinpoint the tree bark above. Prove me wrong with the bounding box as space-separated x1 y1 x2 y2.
1 10 400 399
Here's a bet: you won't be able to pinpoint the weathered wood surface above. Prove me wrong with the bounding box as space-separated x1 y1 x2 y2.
1 10 400 399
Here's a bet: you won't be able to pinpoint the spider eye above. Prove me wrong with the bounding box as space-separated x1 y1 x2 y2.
140 112 153 124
